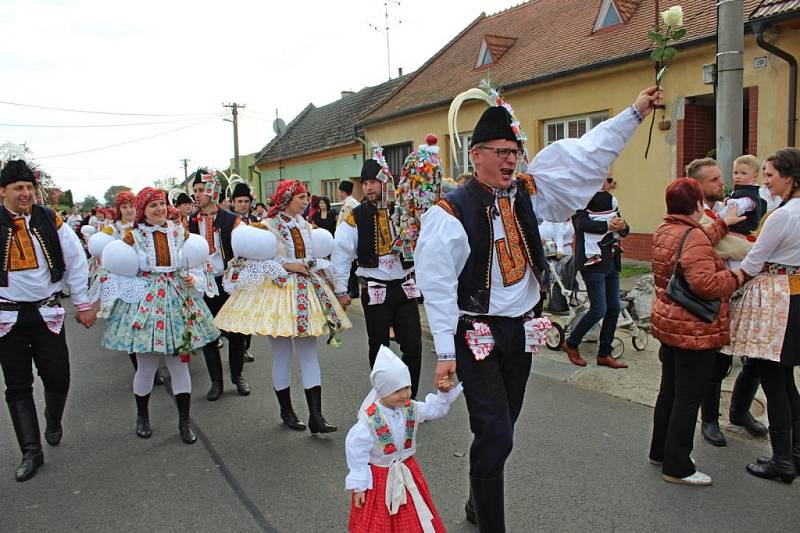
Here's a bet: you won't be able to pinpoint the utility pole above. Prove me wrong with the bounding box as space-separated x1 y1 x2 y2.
370 1 401 79
180 158 190 181
223 102 246 176
716 0 744 187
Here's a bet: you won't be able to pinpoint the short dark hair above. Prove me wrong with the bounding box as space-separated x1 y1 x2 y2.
338 180 354 194
255 202 266 209
666 178 703 215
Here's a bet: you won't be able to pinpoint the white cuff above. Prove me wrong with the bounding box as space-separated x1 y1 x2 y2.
433 333 455 359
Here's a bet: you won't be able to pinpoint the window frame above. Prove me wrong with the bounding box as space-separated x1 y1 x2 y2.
320 179 340 200
450 132 474 176
594 0 623 32
543 112 609 146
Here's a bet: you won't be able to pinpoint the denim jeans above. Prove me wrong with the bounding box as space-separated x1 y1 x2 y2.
566 269 621 356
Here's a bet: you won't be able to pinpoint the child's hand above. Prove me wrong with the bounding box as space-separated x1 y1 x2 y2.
353 491 366 508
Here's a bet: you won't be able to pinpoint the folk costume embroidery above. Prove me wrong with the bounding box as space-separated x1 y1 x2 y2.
494 196 527 286
8 217 39 272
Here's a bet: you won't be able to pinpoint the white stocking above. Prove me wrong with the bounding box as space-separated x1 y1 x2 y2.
133 354 160 396
270 336 293 390
164 356 192 395
294 336 321 389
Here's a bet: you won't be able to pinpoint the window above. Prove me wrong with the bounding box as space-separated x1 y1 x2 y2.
263 180 280 198
544 112 609 145
451 133 474 175
321 179 340 199
594 0 623 32
383 142 413 181
476 40 492 68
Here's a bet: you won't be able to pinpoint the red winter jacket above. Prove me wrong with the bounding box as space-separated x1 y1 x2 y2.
650 214 742 351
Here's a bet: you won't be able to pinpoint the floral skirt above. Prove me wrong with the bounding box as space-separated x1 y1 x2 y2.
723 273 791 363
214 272 351 338
102 274 219 355
348 457 445 533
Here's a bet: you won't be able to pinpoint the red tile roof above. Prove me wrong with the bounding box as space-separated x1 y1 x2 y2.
360 0 763 125
750 0 800 19
616 0 643 22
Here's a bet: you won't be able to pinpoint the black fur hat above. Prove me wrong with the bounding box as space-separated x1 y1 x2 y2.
469 106 518 148
0 160 36 187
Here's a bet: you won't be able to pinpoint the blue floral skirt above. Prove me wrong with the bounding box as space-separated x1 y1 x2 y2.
102 272 219 356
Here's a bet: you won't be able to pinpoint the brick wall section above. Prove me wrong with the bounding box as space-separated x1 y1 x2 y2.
622 232 654 261
748 86 758 156
679 103 716 172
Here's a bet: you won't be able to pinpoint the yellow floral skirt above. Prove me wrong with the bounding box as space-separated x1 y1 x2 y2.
214 273 352 338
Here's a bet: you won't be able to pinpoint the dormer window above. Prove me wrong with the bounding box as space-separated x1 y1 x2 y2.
474 35 517 70
594 0 623 32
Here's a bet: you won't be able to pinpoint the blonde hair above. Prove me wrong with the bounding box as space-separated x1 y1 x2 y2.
734 154 760 174
685 158 717 180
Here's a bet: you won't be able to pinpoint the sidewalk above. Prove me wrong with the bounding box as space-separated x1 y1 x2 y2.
350 272 775 445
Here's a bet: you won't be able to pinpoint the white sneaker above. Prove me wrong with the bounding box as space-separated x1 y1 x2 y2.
662 471 712 486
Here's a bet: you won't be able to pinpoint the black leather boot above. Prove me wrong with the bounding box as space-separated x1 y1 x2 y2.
8 399 44 482
747 428 796 484
135 394 152 438
701 381 726 447
44 391 67 446
305 386 336 434
464 489 476 524
469 474 505 533
244 335 254 362
203 342 224 401
274 388 306 430
758 421 800 470
229 336 250 396
175 393 196 444
729 368 767 437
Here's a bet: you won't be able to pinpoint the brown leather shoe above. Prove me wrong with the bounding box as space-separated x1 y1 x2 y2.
562 342 587 367
597 355 628 369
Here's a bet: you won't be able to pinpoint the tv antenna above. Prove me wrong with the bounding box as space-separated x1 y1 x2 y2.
370 1 402 79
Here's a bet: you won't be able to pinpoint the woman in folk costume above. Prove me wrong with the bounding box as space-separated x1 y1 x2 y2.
94 187 219 444
346 346 462 533
90 190 166 385
214 179 351 433
723 148 800 484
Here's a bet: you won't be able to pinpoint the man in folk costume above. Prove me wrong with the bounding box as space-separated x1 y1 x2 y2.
332 146 423 398
227 178 257 362
0 159 97 482
188 168 250 400
336 179 361 299
415 83 662 531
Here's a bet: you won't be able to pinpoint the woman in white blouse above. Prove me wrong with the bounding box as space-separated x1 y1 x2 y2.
725 148 800 484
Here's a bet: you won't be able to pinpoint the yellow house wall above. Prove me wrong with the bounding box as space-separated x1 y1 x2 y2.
366 28 800 234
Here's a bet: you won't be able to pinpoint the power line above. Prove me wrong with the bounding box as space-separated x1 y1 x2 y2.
0 115 223 128
0 99 219 117
36 118 216 160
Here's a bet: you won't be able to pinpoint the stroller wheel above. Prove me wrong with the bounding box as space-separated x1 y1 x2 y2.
632 328 649 351
545 322 565 351
611 337 625 359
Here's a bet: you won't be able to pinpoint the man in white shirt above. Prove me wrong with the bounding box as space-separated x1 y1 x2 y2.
0 159 96 482
336 180 361 298
414 85 662 531
332 161 422 398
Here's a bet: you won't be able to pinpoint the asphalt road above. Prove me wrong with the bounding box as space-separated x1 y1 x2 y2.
1 303 797 532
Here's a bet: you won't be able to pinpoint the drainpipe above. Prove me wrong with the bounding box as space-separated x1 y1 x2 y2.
752 20 797 147
251 165 262 202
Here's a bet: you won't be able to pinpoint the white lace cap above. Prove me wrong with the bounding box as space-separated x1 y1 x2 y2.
370 346 411 398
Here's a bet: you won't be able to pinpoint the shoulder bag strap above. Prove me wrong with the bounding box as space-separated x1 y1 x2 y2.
671 227 696 277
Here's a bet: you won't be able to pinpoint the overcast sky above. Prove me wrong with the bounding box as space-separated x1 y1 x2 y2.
1 0 522 202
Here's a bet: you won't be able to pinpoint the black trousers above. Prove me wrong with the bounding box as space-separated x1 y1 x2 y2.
0 304 70 404
203 276 245 379
361 280 422 397
456 315 531 479
650 344 716 478
755 359 800 431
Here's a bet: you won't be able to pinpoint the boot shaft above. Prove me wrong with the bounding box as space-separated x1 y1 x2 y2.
135 393 150 417
175 393 191 420
8 399 42 455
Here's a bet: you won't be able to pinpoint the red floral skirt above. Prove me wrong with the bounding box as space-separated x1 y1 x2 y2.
348 457 446 533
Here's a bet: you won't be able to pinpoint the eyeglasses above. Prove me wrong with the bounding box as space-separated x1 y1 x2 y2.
476 147 525 159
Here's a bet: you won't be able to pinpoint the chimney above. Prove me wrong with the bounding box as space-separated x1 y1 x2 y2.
398 67 403 77
341 90 355 99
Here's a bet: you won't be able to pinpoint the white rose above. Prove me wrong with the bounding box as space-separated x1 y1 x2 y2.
660 5 684 28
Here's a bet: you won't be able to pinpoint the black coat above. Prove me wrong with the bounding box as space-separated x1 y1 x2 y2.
572 194 629 274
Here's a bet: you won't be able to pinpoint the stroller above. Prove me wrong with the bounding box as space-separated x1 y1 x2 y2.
541 241 649 359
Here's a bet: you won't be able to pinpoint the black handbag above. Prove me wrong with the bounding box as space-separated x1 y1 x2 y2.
665 227 722 323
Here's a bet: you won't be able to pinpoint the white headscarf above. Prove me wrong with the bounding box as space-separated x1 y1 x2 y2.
357 346 411 420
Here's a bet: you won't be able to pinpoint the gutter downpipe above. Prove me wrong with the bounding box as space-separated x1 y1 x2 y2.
752 20 797 146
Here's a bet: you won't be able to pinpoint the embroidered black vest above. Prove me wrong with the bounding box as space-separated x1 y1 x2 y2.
443 178 547 315
187 208 237 269
352 202 413 270
0 205 65 287
729 184 767 235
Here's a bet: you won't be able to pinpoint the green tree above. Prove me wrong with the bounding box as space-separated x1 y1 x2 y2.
103 185 132 206
82 195 99 211
62 190 74 208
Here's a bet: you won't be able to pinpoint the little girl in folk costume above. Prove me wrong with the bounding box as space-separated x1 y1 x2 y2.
214 179 351 433
95 187 219 444
346 346 462 533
